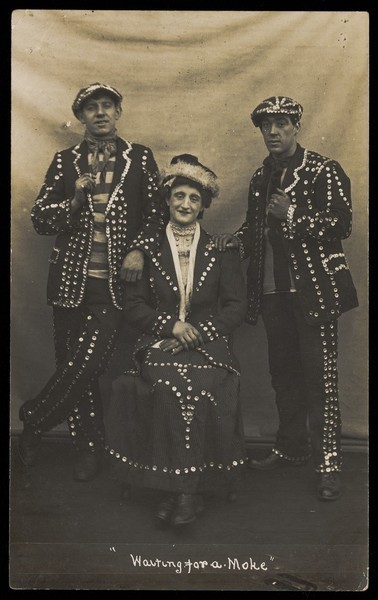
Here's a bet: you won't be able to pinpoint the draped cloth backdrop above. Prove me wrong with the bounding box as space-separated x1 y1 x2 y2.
11 10 368 442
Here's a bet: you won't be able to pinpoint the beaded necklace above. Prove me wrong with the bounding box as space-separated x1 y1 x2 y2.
169 222 196 284
170 222 197 239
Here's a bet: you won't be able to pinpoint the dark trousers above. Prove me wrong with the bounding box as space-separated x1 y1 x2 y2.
20 278 122 454
261 293 341 472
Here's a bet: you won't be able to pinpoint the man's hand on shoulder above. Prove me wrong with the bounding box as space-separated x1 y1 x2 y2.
212 233 240 252
121 250 145 282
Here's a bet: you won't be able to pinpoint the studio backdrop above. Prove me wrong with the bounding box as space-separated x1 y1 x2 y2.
11 10 368 443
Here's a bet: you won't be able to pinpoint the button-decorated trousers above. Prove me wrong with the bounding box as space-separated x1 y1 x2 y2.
19 278 122 454
261 292 341 472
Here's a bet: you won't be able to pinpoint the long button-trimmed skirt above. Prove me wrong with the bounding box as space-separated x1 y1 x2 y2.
105 346 247 495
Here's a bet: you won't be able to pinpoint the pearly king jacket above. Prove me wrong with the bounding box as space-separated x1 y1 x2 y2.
235 144 359 325
123 227 248 374
31 138 167 310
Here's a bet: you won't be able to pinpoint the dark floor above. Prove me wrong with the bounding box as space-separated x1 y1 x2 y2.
9 437 368 591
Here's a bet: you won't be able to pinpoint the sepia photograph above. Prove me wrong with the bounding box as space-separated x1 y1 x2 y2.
10 9 368 591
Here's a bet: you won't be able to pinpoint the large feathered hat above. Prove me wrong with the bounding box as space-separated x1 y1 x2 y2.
161 154 219 198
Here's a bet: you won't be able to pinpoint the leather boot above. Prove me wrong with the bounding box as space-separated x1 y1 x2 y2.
172 494 197 526
155 495 176 523
317 472 341 501
249 452 307 471
18 424 42 466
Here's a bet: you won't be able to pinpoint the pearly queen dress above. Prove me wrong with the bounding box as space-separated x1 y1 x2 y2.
105 222 247 495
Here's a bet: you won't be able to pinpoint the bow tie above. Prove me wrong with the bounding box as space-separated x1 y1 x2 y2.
263 154 291 174
264 154 292 197
86 139 117 157
85 133 118 181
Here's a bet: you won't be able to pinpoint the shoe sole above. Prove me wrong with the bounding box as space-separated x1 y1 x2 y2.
156 509 174 522
173 516 197 527
172 504 203 526
158 505 203 525
317 493 341 501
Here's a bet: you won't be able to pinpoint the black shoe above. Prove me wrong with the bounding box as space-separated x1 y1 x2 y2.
171 494 204 525
172 494 197 526
155 496 176 523
73 451 101 482
317 472 341 501
248 452 307 471
18 425 42 466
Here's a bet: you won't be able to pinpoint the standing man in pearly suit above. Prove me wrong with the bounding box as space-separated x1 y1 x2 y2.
18 83 167 481
214 96 358 501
